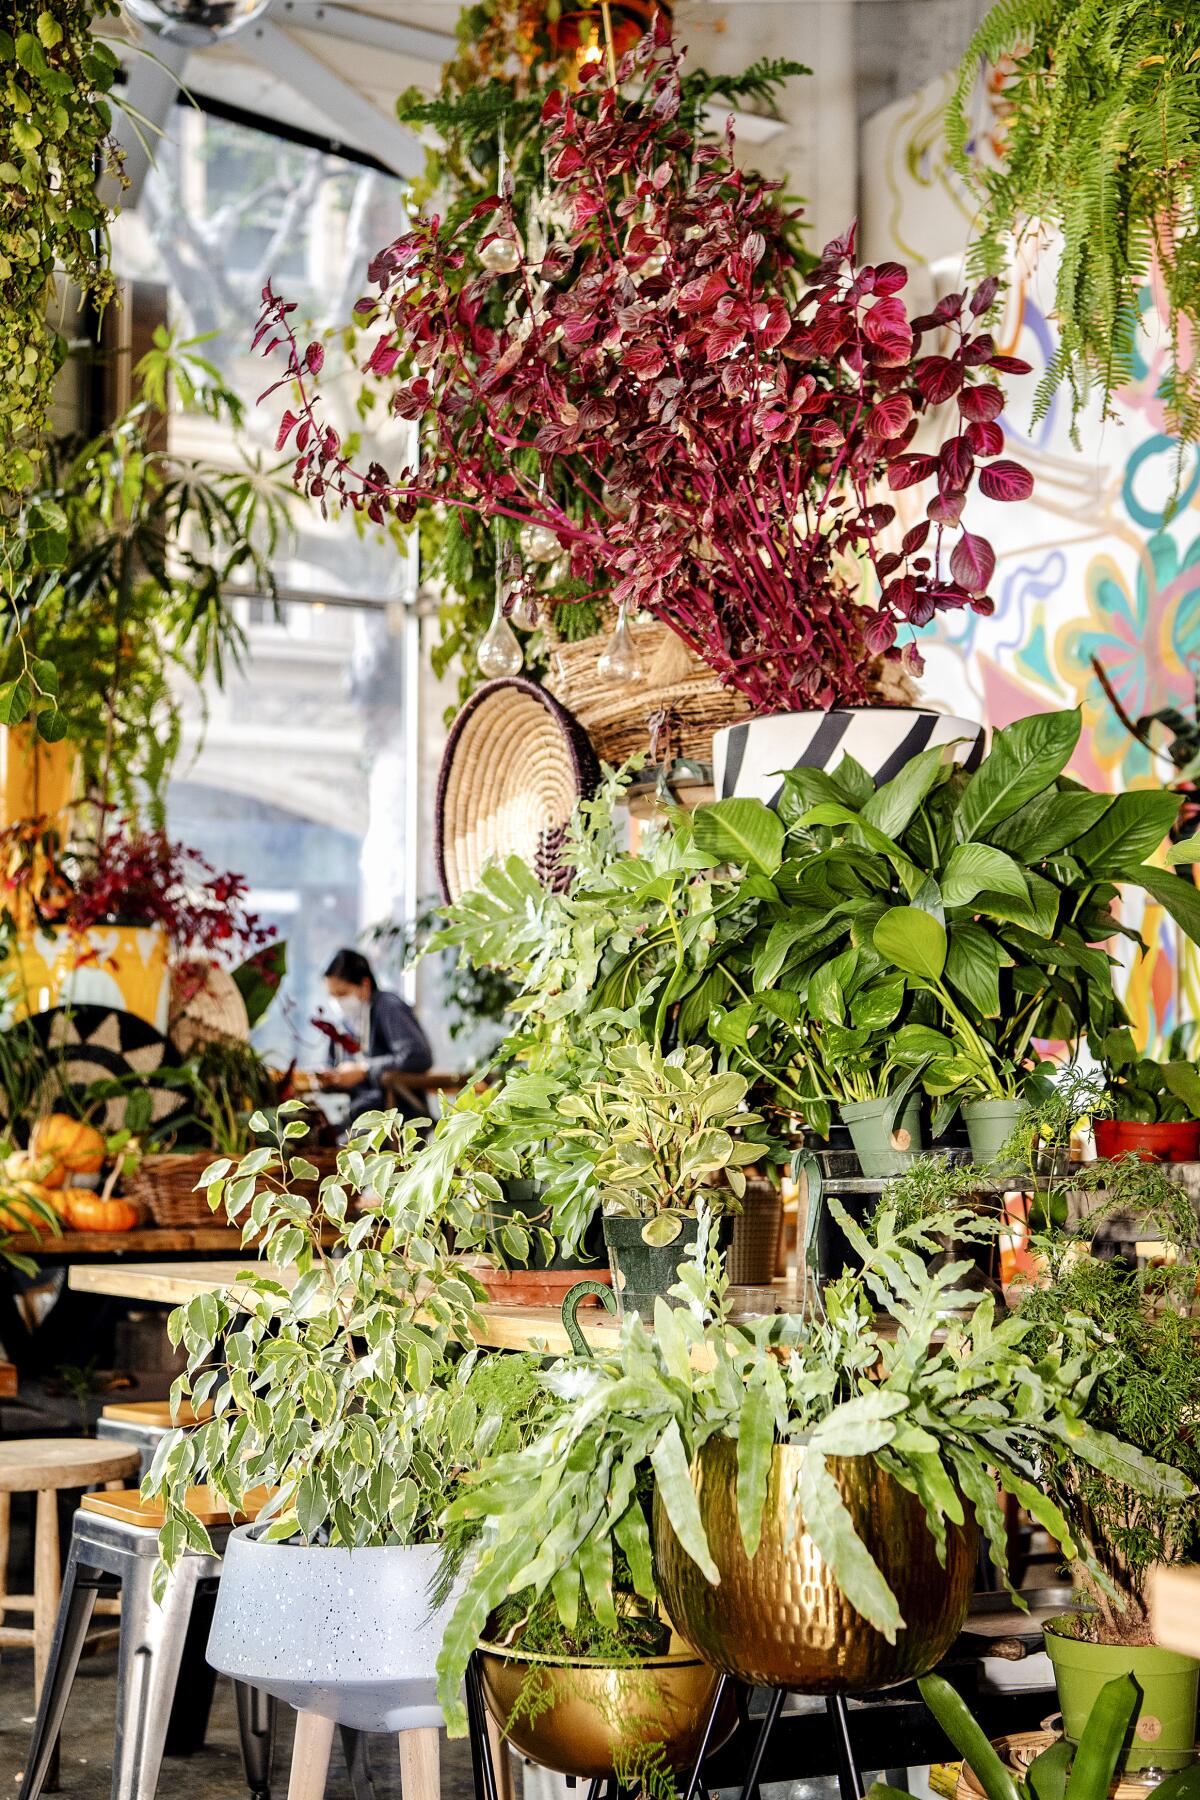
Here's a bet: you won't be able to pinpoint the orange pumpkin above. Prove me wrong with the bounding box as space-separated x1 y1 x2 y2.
30 1114 105 1177
0 1184 60 1231
4 1148 65 1190
61 1189 141 1233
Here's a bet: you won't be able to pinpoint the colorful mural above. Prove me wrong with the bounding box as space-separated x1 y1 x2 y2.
861 73 1200 1046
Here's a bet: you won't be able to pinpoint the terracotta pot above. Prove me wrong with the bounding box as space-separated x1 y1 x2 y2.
1094 1118 1200 1164
652 1436 977 1692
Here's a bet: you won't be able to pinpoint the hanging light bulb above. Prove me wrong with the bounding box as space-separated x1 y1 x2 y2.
478 530 524 677
509 585 539 631
597 604 643 685
519 479 560 562
479 122 522 276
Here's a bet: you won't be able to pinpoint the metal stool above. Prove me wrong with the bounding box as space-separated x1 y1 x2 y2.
97 1400 211 1481
18 1485 275 1800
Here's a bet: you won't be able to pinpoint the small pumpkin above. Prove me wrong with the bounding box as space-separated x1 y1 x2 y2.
30 1113 105 1177
4 1148 65 1190
61 1189 141 1233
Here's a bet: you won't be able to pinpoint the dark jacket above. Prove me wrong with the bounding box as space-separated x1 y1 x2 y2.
342 990 432 1127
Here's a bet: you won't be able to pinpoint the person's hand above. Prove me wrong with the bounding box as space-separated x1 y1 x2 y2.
319 1063 367 1091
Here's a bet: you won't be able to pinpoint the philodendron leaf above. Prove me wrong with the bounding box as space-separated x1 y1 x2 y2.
692 799 785 875
797 1450 902 1642
1166 836 1200 865
1072 791 1182 874
917 1674 1021 1800
954 709 1080 844
1162 1060 1200 1115
873 906 948 981
1135 866 1200 948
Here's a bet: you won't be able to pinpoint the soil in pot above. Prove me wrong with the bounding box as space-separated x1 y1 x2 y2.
603 1213 730 1322
840 1094 923 1179
962 1098 1026 1172
653 1436 977 1693
1094 1119 1200 1164
1044 1614 1200 1773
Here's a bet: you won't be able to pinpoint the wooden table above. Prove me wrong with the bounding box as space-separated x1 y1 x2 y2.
68 1260 625 1353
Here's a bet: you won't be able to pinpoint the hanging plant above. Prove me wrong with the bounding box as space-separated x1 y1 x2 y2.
394 0 809 712
0 2 124 507
946 0 1200 443
257 29 1028 715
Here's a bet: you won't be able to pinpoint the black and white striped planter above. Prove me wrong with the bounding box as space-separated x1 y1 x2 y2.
711 708 984 808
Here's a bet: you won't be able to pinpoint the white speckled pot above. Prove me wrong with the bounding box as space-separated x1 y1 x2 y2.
206 1526 457 1732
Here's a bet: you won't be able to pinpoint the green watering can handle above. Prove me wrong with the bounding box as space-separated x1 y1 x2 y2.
560 1279 618 1357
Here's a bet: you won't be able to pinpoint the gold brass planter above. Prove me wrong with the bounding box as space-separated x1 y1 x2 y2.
652 1437 977 1692
477 1639 729 1780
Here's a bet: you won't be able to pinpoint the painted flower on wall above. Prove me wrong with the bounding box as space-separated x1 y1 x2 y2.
1056 529 1200 785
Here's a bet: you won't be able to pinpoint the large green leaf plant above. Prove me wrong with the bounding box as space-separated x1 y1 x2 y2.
433 1198 1192 1732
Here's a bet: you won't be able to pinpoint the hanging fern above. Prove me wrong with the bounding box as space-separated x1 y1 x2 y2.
946 0 1200 444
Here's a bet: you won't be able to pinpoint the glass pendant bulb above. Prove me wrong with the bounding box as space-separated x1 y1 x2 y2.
597 604 643 684
478 538 524 677
509 584 539 631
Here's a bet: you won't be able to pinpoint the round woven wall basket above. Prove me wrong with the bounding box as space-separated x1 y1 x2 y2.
436 677 600 903
545 618 750 769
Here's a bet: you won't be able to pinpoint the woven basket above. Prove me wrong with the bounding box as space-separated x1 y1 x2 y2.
436 676 600 902
545 618 750 769
129 1147 343 1227
168 960 250 1057
726 1180 784 1286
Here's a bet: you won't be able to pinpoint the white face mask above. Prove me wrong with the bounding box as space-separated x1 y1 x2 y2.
333 995 370 1045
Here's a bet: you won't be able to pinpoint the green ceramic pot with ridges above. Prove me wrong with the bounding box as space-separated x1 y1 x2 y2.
1045 1615 1200 1773
839 1095 923 1179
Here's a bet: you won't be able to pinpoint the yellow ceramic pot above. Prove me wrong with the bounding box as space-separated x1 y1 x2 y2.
0 726 77 825
652 1437 977 1693
477 1639 729 1780
6 925 170 1031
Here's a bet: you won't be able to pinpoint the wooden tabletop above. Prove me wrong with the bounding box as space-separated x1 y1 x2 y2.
8 1223 343 1258
68 1259 626 1351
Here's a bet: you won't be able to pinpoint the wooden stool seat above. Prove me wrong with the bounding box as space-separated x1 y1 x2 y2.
0 1434 144 1760
99 1398 212 1429
81 1485 271 1530
0 1438 141 1495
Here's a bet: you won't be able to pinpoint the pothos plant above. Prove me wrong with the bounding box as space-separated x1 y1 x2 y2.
396 1 811 710
256 28 1032 714
947 0 1200 447
433 1197 1189 1732
0 333 290 813
145 1102 496 1594
1 2 123 508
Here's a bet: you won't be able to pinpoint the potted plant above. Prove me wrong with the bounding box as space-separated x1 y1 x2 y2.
256 32 1031 781
434 1196 1185 1722
554 1039 763 1318
146 1100 501 1741
1092 1027 1200 1163
1014 1165 1200 1773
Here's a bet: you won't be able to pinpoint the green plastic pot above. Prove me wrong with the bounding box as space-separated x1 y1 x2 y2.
602 1214 730 1322
962 1098 1025 1172
1045 1615 1200 1773
839 1095 923 1178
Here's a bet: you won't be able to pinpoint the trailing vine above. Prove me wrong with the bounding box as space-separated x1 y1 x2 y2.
947 0 1200 444
1 2 124 507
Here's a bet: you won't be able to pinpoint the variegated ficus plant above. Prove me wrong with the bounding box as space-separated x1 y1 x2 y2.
253 24 1032 712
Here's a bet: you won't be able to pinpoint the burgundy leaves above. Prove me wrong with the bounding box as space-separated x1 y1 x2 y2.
250 35 1033 714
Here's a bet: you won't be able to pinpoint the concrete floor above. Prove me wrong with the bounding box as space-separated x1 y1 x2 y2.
0 1643 483 1797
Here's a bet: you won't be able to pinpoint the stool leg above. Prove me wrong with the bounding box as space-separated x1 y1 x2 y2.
286 1712 334 1800
398 1727 440 1800
235 1684 276 1800
111 1554 202 1800
17 1547 99 1800
33 1489 61 1703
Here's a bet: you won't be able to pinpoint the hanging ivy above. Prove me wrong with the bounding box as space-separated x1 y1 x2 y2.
947 0 1200 444
1 2 124 508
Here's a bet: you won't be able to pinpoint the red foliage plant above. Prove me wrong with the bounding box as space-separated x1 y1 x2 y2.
255 26 1032 713
69 827 273 967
